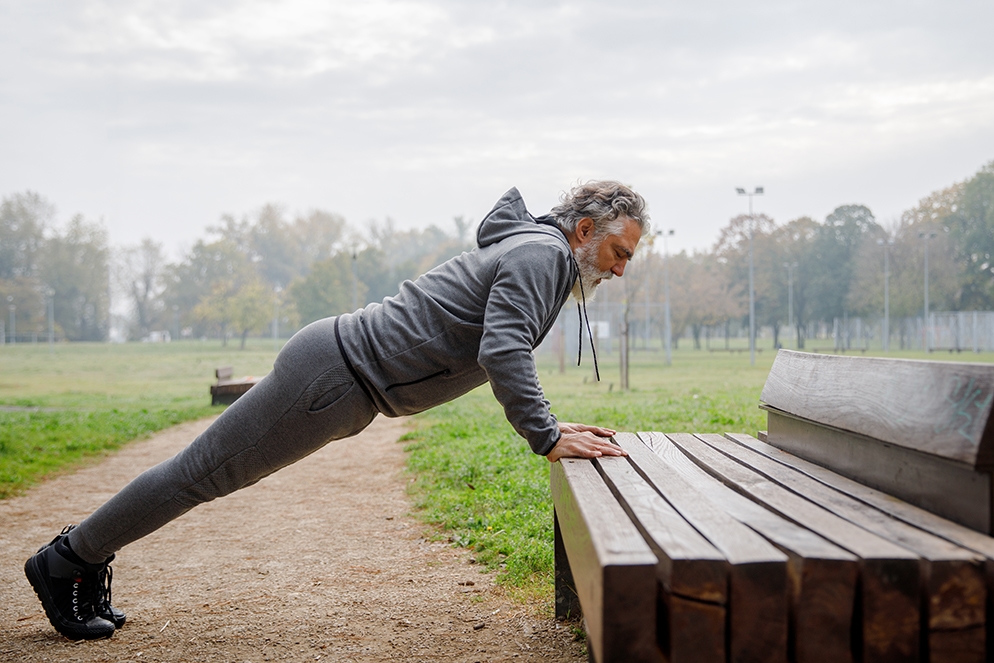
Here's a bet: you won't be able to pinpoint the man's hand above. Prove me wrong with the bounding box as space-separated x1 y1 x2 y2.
547 422 626 463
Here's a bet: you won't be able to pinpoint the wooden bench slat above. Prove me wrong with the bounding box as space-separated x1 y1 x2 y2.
551 459 661 663
666 432 921 663
596 456 727 663
596 457 727 601
639 431 857 663
614 433 789 663
726 431 994 663
760 350 994 468
764 406 993 533
698 432 987 660
724 432 994 560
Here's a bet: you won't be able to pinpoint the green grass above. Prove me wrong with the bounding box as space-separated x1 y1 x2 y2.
403 348 776 600
403 345 994 604
0 339 279 497
3 336 992 611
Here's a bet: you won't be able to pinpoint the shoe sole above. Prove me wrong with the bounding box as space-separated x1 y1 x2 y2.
24 553 115 641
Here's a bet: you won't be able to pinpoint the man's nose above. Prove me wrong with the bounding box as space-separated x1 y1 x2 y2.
612 261 627 277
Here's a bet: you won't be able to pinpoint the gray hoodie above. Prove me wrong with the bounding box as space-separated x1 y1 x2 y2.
336 187 576 455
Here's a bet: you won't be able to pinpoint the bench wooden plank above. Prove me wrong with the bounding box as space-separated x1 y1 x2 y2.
550 459 661 663
614 433 789 663
596 456 726 663
698 432 986 662
639 431 858 663
760 350 994 468
726 431 994 662
666 432 921 663
554 511 582 621
763 407 993 534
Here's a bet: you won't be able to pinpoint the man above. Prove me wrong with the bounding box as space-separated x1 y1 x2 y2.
25 180 649 640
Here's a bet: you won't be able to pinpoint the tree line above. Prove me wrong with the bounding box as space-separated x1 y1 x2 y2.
597 160 994 350
0 197 474 346
1 160 991 348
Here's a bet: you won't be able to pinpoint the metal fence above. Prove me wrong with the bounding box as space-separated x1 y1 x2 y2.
535 303 994 357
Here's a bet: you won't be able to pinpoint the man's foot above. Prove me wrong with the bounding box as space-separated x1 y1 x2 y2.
24 526 118 640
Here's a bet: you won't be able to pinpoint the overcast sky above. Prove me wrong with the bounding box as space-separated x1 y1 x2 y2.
2 1 993 258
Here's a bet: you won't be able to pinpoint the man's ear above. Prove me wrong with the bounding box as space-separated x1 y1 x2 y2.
576 217 595 245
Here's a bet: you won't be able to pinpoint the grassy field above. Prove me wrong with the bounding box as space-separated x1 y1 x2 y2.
0 339 278 498
402 344 994 603
3 337 992 608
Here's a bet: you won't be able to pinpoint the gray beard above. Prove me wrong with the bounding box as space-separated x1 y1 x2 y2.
571 242 613 302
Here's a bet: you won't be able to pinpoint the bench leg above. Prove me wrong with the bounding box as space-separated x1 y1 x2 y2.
555 509 582 622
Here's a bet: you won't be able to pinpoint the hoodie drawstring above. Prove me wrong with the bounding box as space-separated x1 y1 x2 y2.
573 262 600 382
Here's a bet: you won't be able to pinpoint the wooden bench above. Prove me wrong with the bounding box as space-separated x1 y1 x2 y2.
209 366 262 406
553 349 994 663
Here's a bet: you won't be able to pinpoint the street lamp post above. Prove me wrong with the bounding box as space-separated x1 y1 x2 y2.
783 262 797 348
659 229 675 366
736 187 764 365
877 238 894 352
919 231 937 352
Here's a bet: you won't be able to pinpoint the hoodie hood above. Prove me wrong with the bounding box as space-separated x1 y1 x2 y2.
476 187 568 250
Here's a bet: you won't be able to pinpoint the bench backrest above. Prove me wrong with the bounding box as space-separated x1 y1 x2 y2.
761 350 994 533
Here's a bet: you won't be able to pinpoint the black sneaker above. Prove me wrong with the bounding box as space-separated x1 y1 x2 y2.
33 525 126 629
25 527 117 640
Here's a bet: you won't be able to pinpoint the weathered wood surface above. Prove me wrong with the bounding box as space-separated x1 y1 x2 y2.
210 367 262 406
638 431 858 663
554 512 581 621
764 408 993 533
760 349 994 468
550 459 661 663
614 433 790 663
697 432 986 662
727 432 994 662
725 431 994 563
666 432 922 663
595 456 726 663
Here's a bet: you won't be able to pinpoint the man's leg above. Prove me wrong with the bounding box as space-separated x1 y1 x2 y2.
26 317 378 638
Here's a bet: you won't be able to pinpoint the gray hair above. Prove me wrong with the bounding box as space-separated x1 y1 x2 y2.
551 180 650 238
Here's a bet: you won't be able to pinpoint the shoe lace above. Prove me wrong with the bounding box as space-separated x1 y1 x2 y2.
96 563 114 614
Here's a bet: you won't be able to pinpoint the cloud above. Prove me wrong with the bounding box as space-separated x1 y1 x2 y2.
1 0 992 255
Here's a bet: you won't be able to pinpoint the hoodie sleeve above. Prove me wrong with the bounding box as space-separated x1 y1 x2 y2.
477 240 572 455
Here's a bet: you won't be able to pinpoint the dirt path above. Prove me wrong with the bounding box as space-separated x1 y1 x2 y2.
0 416 585 662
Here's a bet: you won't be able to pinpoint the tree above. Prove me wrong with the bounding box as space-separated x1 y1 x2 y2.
0 191 52 280
712 213 777 345
807 205 881 325
162 238 256 338
946 161 994 309
774 216 820 349
116 238 167 339
227 276 275 349
288 251 368 326
40 215 110 341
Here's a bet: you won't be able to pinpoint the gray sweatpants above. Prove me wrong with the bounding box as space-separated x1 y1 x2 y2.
68 317 379 564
